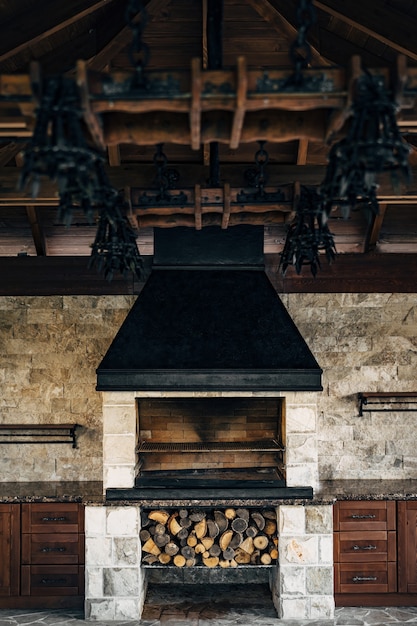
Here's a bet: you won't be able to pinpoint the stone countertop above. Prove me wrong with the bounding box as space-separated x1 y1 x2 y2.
2 480 417 504
316 479 417 501
0 481 104 503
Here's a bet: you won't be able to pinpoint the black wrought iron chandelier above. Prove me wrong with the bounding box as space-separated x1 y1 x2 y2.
17 0 412 280
279 186 336 277
278 0 411 276
319 69 411 222
18 4 146 282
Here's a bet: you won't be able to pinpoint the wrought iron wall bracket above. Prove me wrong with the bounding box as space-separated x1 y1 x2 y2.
359 392 417 416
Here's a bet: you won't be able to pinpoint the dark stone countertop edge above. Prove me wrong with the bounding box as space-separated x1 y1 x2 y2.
2 480 417 504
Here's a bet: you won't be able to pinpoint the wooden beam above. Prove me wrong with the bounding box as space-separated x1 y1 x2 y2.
16 153 47 256
0 254 415 295
364 203 387 253
0 0 120 65
25 206 47 256
3 164 417 203
314 0 417 62
266 253 417 293
247 0 330 66
86 0 171 72
0 142 23 167
0 256 150 296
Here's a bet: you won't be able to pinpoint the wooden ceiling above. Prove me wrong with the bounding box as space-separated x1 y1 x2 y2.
1 0 417 294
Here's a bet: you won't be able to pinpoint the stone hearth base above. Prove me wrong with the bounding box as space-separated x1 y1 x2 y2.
84 503 334 621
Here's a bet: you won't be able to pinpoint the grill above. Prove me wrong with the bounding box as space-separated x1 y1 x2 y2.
137 439 285 453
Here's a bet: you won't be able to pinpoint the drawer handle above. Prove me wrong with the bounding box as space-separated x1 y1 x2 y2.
352 544 377 551
350 514 376 519
40 546 66 553
41 578 67 585
352 576 378 583
41 516 68 522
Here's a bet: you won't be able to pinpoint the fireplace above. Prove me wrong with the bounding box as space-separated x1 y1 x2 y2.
85 227 334 621
135 396 286 489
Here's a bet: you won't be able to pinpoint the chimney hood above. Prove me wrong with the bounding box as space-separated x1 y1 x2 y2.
96 227 322 392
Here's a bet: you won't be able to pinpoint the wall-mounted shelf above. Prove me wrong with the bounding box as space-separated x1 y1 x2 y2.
0 424 79 448
359 393 417 416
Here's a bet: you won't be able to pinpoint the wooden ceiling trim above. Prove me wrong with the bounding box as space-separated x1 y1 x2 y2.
86 0 171 72
15 153 46 256
0 142 23 167
247 0 330 66
108 145 121 166
297 138 309 165
267 253 417 293
364 203 387 253
0 254 415 295
25 206 47 256
314 0 417 62
0 0 121 65
3 164 417 201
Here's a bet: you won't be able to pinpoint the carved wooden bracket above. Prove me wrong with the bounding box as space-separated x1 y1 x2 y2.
128 182 294 229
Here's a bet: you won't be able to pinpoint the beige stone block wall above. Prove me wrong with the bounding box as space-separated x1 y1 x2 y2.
1 292 417 483
283 293 417 481
0 295 135 482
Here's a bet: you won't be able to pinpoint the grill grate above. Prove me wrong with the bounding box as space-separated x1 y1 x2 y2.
138 439 284 453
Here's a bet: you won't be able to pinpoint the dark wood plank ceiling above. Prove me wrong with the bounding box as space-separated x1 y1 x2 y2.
0 0 417 294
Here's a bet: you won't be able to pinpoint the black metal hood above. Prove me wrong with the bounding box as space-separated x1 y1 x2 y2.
96 227 322 392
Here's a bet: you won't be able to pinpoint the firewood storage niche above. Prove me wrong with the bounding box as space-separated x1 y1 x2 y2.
136 397 286 490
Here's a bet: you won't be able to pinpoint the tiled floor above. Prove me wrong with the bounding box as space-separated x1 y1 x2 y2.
1 585 417 626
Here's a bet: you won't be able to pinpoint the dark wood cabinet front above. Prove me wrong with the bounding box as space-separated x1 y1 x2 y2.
334 499 417 606
397 501 417 593
0 504 20 597
0 503 84 608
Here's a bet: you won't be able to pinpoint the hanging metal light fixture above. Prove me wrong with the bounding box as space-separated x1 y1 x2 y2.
19 75 104 226
320 69 411 221
280 186 336 276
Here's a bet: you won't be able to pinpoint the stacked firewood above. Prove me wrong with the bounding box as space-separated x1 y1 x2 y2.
140 507 278 567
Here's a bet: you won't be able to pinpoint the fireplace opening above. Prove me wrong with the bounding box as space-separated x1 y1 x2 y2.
141 581 277 621
135 397 286 489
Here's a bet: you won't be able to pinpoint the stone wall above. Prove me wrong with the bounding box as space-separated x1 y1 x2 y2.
0 295 135 482
0 292 416 482
282 293 417 481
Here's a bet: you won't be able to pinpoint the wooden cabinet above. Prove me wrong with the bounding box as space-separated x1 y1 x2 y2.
334 499 417 606
0 504 20 597
334 501 397 596
397 501 417 593
0 503 84 609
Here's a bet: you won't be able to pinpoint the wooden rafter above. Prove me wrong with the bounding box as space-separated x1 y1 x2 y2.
0 0 121 65
314 0 417 62
15 153 47 256
247 0 331 66
1 164 416 206
364 203 387 253
86 0 171 72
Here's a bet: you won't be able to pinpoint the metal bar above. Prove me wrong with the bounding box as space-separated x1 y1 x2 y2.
138 439 285 453
0 424 78 447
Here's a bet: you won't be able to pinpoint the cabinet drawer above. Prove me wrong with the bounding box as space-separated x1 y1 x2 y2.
334 501 396 531
22 504 83 533
21 565 84 596
335 562 397 594
22 533 84 565
335 530 396 563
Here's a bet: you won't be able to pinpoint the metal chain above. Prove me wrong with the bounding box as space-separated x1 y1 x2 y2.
153 143 169 197
254 141 269 191
125 0 150 85
243 141 269 193
289 0 316 83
